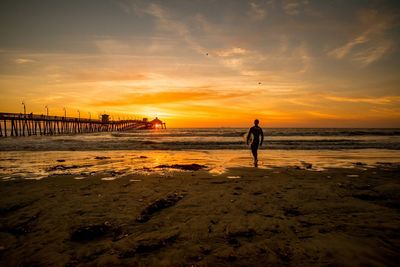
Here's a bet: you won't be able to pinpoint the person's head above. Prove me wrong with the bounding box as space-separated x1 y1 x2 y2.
254 119 259 126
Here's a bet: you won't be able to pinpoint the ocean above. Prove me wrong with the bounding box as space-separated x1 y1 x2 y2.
0 128 399 180
0 128 399 151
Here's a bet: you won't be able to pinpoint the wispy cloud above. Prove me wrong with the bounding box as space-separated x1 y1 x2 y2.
74 69 147 82
93 89 248 106
144 3 206 55
15 58 35 64
249 2 267 21
140 3 263 77
305 111 341 119
352 41 392 66
328 9 396 66
94 39 132 54
214 48 262 76
328 36 367 59
282 0 309 16
113 0 148 16
216 47 248 57
324 95 400 105
295 43 311 74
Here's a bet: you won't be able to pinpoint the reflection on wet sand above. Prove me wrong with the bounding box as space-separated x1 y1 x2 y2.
0 149 399 181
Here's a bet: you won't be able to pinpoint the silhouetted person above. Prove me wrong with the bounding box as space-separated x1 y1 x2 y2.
246 119 264 167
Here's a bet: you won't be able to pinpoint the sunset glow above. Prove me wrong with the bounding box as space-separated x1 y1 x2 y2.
0 0 399 127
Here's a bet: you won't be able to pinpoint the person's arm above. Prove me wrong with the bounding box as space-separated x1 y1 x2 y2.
260 128 264 147
246 128 252 145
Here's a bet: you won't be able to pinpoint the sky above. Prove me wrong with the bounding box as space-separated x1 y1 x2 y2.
0 0 399 128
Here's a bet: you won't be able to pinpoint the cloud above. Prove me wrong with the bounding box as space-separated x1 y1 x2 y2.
305 111 341 119
73 70 147 82
352 41 392 66
328 36 367 59
15 58 35 64
214 47 267 75
140 3 266 77
282 0 309 16
216 47 248 57
113 0 148 16
144 3 206 55
328 33 391 66
221 58 243 69
249 2 267 21
324 95 400 105
328 9 396 66
94 39 132 54
118 2 309 79
295 43 311 74
93 89 248 106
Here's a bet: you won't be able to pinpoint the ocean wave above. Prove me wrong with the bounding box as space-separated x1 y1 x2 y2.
1 138 399 151
1 128 400 151
112 128 400 138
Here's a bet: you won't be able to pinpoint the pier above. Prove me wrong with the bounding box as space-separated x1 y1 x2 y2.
0 112 166 137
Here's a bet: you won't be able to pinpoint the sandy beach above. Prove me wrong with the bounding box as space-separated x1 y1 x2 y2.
1 163 399 266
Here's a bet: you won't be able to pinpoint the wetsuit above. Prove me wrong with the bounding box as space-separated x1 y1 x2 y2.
247 126 264 163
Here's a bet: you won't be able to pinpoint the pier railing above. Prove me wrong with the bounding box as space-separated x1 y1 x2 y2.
0 112 155 137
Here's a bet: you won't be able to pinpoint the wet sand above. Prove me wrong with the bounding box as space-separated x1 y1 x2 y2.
0 165 399 266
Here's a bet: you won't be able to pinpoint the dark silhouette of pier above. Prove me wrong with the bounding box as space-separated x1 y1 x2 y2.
0 112 166 137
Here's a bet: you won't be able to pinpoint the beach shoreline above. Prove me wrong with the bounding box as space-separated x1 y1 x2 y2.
1 149 400 180
0 164 399 266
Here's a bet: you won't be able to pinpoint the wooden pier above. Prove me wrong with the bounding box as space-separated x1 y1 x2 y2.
0 112 166 137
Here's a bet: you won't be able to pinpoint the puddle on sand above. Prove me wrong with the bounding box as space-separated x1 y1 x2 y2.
101 177 117 181
24 176 47 180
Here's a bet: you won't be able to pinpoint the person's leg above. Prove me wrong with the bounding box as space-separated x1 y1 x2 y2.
251 144 258 166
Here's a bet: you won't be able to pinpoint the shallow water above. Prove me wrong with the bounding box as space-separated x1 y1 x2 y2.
1 128 399 150
0 149 399 180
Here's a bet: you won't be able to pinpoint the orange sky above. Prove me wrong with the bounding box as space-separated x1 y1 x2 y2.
0 0 399 127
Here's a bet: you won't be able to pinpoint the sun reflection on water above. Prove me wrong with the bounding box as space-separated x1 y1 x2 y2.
0 149 399 181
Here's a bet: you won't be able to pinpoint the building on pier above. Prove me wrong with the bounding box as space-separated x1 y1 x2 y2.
101 114 110 123
149 117 166 129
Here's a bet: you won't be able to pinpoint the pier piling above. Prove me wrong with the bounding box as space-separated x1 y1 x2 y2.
0 112 165 137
